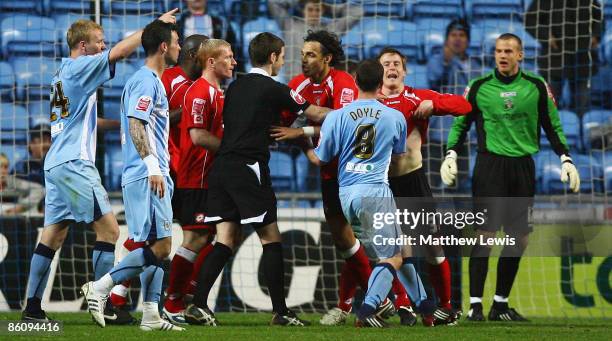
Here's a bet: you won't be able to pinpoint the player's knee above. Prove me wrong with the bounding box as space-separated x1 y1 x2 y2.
151 237 172 259
183 230 211 250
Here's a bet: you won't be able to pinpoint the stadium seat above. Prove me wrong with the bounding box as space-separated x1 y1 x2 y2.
104 144 123 191
540 110 580 150
295 152 310 192
405 63 429 89
603 152 612 193
428 115 455 143
102 0 164 14
590 65 612 109
0 104 29 143
1 15 57 58
582 110 612 150
341 22 366 60
11 57 58 101
407 0 464 20
53 13 90 56
360 0 406 17
47 0 91 14
363 19 419 61
472 19 540 67
0 0 44 15
277 200 311 209
0 144 29 170
418 17 451 58
269 151 295 191
26 101 51 127
103 62 137 100
242 17 282 61
538 151 603 193
0 62 15 101
466 0 524 21
103 100 122 121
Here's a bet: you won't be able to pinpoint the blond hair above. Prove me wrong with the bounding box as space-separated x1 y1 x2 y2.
198 39 231 66
67 19 103 50
0 153 8 166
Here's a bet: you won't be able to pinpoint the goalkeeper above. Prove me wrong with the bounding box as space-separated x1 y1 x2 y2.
440 33 580 322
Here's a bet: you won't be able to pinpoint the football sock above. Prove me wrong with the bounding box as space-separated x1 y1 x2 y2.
337 262 357 312
92 241 115 281
427 257 452 309
193 243 232 308
25 244 55 310
391 275 411 308
469 245 491 299
492 294 509 310
397 258 427 307
346 244 372 290
94 247 158 294
140 265 164 304
185 243 214 296
262 242 288 315
495 255 521 305
110 282 130 307
166 246 197 306
358 263 395 319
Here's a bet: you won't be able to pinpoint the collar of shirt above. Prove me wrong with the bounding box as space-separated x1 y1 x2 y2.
249 67 271 78
494 68 522 84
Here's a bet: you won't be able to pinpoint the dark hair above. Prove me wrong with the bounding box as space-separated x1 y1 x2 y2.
355 59 383 92
376 47 407 70
304 30 345 67
142 20 178 57
249 32 284 67
445 18 470 42
178 34 209 64
497 33 523 51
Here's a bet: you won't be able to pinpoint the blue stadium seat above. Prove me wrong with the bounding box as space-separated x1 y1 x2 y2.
0 0 44 15
53 13 90 56
0 104 29 143
103 100 122 121
0 145 29 170
472 19 540 67
538 151 603 193
295 152 310 192
270 151 295 191
341 22 366 60
405 63 429 89
582 110 612 150
103 0 164 14
363 19 419 61
0 62 15 101
603 152 612 193
407 0 464 19
104 144 123 191
242 17 282 61
361 0 406 17
277 200 311 209
466 0 524 21
11 57 58 101
1 15 57 58
540 110 580 150
48 0 91 14
428 115 455 143
103 62 137 100
26 101 50 127
590 65 612 108
418 17 451 58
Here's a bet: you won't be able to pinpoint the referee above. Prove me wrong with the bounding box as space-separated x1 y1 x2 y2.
185 32 329 327
441 33 580 322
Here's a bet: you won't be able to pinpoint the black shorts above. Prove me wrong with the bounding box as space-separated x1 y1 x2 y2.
389 167 433 198
472 152 535 234
321 178 343 217
174 188 216 231
205 157 277 228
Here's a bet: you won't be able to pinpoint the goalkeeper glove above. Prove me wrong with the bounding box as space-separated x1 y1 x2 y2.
560 154 580 193
440 150 458 186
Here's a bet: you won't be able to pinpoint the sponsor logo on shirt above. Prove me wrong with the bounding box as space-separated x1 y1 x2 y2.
192 98 205 124
50 122 64 136
340 88 354 106
345 162 373 174
290 90 306 104
135 96 152 112
500 91 517 97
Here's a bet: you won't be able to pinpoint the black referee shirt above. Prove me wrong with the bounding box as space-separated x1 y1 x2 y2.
217 69 311 163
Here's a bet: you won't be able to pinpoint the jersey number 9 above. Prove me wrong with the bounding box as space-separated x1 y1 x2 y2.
50 81 70 122
353 124 376 159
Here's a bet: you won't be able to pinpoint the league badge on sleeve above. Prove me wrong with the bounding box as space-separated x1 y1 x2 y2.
340 88 354 106
135 96 152 112
192 98 206 124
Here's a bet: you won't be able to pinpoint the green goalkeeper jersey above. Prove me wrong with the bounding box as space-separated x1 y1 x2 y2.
446 68 569 157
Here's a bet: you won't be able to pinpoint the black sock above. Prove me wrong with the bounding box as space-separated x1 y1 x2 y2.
495 256 522 302
262 242 288 315
470 302 483 310
469 245 491 298
193 243 232 308
25 297 42 313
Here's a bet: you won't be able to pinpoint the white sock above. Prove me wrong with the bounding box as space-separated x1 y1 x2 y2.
175 246 197 263
93 274 114 295
340 239 361 259
493 295 508 303
470 297 482 304
142 302 160 322
111 284 128 297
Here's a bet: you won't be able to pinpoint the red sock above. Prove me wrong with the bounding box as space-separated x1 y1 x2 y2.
109 280 131 307
391 275 411 309
428 258 452 309
164 247 197 312
337 262 357 312
346 245 372 290
184 243 214 296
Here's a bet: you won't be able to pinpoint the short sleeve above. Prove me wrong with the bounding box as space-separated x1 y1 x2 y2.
126 80 156 123
314 110 340 162
332 76 358 109
393 115 407 154
70 50 115 93
274 81 311 115
183 87 211 130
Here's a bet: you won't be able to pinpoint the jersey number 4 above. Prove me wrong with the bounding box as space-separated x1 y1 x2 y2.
353 124 376 159
50 81 70 122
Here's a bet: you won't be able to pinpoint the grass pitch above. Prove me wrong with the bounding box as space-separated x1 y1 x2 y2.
0 312 610 340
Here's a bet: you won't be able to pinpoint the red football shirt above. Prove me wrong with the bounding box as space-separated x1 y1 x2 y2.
284 68 358 180
382 86 471 142
161 66 193 175
177 77 224 189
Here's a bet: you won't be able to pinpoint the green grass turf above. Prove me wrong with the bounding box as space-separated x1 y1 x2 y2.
0 312 610 340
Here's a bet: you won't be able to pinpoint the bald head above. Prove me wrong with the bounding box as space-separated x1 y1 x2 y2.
178 34 209 80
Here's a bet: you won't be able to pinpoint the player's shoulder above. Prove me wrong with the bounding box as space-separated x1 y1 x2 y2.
521 69 547 86
468 70 495 87
330 69 357 87
161 66 187 84
127 67 158 92
288 73 310 91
